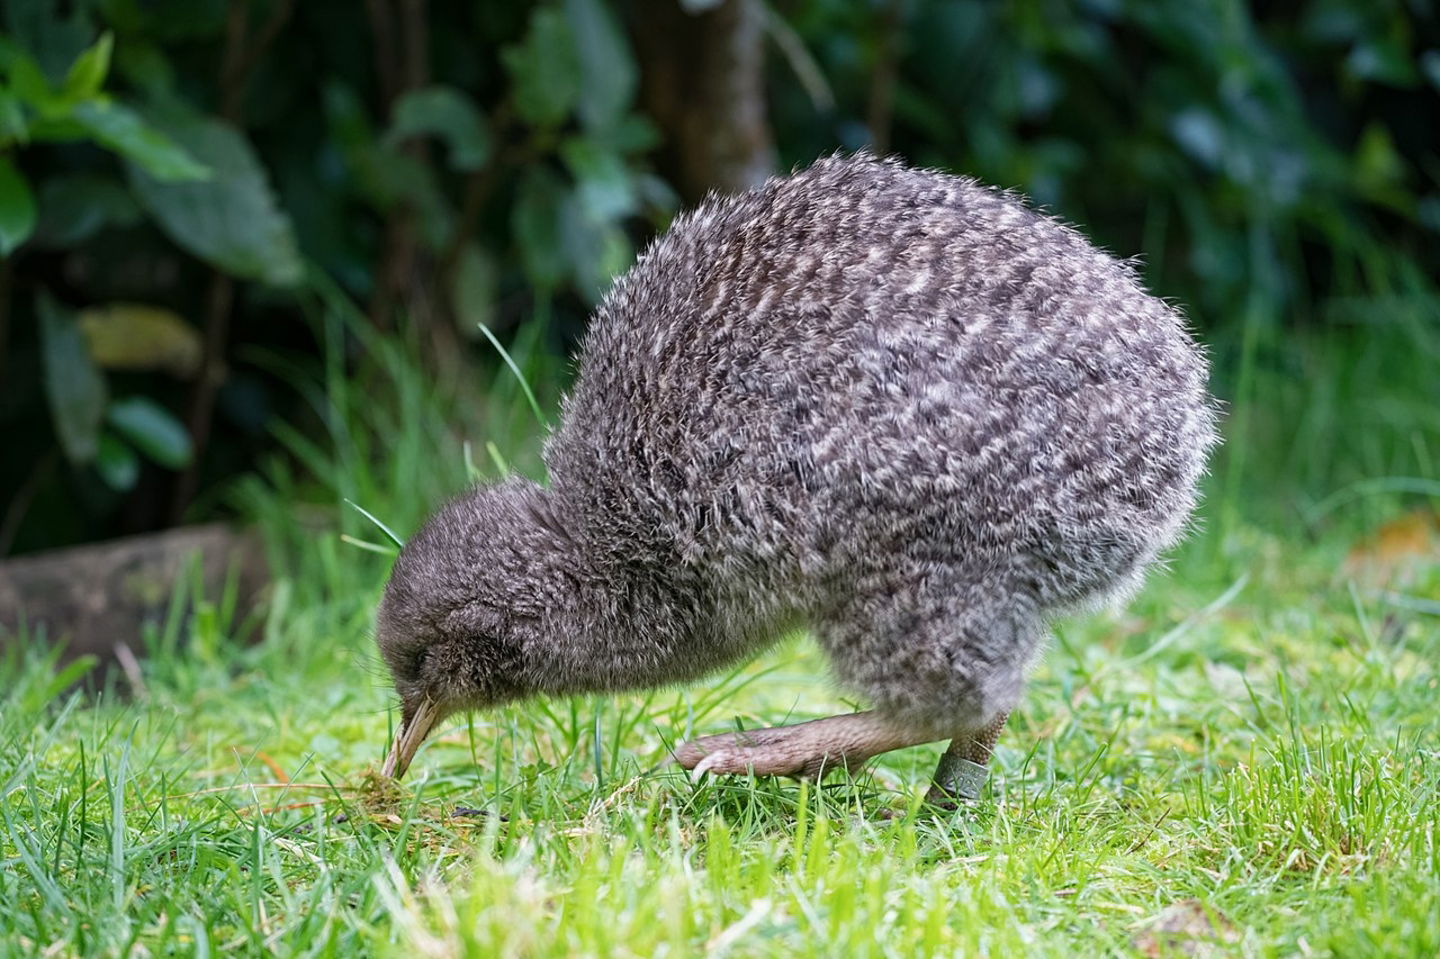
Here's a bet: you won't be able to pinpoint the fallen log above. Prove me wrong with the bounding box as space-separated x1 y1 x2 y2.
0 523 269 680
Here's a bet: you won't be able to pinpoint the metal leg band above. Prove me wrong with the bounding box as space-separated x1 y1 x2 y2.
930 752 990 803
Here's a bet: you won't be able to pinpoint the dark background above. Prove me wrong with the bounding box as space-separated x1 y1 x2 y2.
2 0 1437 558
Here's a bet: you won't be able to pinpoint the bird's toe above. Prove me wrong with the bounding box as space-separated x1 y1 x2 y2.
671 727 854 779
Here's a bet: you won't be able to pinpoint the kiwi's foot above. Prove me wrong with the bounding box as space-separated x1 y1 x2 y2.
672 711 929 782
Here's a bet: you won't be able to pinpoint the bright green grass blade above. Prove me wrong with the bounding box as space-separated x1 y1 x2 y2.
343 498 405 549
339 534 400 556
476 322 548 430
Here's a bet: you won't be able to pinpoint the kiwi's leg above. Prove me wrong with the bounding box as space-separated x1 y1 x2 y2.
671 711 938 780
924 711 1009 806
809 568 1040 802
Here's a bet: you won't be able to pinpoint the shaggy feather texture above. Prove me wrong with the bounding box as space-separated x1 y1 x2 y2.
376 153 1219 777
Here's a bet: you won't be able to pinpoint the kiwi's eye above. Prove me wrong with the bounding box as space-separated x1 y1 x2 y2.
408 647 430 679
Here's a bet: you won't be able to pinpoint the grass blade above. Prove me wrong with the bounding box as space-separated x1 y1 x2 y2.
476 322 548 430
344 499 405 549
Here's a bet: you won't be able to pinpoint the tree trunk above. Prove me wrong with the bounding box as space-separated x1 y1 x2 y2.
627 0 777 203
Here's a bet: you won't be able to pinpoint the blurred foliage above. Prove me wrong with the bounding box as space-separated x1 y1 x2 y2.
1 27 205 501
776 0 1439 335
0 0 1436 556
0 0 672 554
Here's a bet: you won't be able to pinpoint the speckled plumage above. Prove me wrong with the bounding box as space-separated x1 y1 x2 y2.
377 153 1219 786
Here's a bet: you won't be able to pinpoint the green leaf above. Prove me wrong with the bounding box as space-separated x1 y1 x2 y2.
1353 122 1411 215
32 173 141 247
3 47 59 110
71 101 209 181
0 155 37 254
502 7 580 127
95 431 139 490
1346 38 1420 88
321 80 375 155
592 113 661 155
39 292 108 464
512 166 568 291
78 302 201 377
561 195 631 304
564 0 636 131
1423 50 1440 93
63 31 113 100
323 81 452 245
2 1 97 84
106 395 191 468
383 85 490 172
561 138 637 221
1354 122 1403 186
0 91 28 146
127 109 303 286
1170 109 1224 170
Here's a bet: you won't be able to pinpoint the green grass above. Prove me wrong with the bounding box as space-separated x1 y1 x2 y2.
2 309 1438 957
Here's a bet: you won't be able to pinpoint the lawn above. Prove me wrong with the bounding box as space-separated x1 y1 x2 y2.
2 320 1437 957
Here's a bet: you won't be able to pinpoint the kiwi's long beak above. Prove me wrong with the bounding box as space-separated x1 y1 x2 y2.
382 698 441 779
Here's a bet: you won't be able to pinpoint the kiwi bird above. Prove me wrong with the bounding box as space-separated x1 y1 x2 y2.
376 153 1218 801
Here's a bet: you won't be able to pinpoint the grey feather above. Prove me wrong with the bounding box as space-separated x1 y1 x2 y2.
377 152 1219 747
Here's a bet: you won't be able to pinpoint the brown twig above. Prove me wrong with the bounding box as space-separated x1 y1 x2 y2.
366 0 439 334
169 0 294 523
363 0 400 105
242 748 292 784
436 101 514 301
170 271 233 522
171 782 348 799
230 0 296 99
437 171 496 293
1125 808 1172 853
238 800 327 816
0 448 59 556
0 255 13 385
217 1 251 120
398 0 429 93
